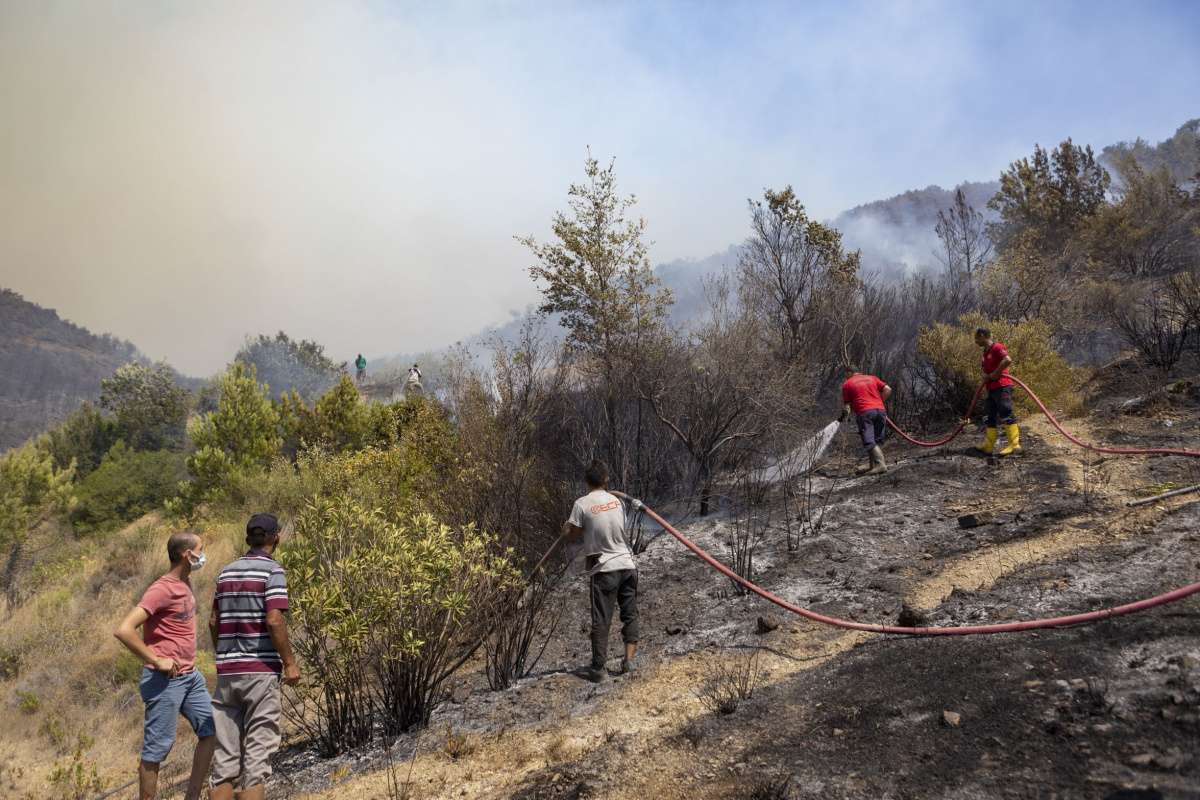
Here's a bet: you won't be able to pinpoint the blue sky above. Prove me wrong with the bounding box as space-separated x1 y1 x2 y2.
1 1 1197 374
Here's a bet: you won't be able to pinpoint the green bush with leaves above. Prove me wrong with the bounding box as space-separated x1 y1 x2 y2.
235 331 341 401
0 439 75 554
47 743 105 800
176 363 281 512
281 500 518 755
69 443 185 533
42 403 119 479
100 362 190 451
277 378 418 458
296 400 459 517
227 455 322 520
308 375 373 452
918 313 1082 418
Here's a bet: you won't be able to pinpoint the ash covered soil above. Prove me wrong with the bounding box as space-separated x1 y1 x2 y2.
282 367 1200 800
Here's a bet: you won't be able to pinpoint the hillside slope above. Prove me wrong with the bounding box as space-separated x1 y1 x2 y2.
833 180 1000 276
3 360 1196 799
296 373 1200 800
0 289 144 450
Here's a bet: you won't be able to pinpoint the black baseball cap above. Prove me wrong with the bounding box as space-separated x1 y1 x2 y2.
246 513 281 535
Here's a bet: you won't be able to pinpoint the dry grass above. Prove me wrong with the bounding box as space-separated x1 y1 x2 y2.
543 733 573 763
442 725 477 761
0 514 247 796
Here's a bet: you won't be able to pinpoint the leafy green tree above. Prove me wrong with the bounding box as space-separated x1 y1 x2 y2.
518 153 672 362
43 402 120 478
70 442 185 533
1 438 74 604
518 153 672 487
309 375 372 452
737 186 861 364
181 363 281 507
988 139 1110 254
235 332 342 401
1085 154 1200 278
984 139 1110 322
1102 119 1200 185
0 439 74 552
99 363 190 451
274 389 309 462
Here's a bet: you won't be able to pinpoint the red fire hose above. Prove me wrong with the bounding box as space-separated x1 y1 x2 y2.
886 384 985 448
614 491 1200 636
886 376 1200 458
606 373 1200 634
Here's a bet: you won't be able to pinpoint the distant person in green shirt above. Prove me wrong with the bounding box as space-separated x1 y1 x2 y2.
354 354 366 384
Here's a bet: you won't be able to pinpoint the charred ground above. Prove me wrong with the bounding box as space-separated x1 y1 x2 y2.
268 364 1200 800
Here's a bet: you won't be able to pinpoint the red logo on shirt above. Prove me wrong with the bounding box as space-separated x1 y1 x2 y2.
589 500 621 514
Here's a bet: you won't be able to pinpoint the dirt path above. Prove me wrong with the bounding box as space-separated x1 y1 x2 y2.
308 413 1195 800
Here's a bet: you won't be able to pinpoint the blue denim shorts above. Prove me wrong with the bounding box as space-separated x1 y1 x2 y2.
139 668 215 763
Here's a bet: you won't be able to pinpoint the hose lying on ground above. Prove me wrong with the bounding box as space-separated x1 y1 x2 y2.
613 490 1200 636
886 375 1200 459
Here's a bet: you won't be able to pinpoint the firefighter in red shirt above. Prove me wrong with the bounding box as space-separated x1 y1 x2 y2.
974 327 1021 456
839 364 892 475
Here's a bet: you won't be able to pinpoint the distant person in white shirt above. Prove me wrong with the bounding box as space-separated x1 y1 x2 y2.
406 363 423 394
562 459 638 683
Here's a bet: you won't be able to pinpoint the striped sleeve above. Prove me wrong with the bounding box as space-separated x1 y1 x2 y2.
265 565 289 612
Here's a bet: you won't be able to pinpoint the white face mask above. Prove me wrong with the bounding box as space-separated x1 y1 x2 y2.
188 551 207 571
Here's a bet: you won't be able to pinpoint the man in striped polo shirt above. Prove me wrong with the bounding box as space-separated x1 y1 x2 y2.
208 513 300 800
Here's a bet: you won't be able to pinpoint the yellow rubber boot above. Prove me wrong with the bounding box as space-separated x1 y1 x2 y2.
998 424 1021 456
976 427 998 455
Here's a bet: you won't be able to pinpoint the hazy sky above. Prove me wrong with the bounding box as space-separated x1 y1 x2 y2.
2 1 1198 375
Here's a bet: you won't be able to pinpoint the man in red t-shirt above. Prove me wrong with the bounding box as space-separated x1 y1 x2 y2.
974 327 1020 456
114 530 215 800
839 364 892 475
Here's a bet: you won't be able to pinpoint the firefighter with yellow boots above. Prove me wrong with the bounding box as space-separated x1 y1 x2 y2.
973 327 1021 456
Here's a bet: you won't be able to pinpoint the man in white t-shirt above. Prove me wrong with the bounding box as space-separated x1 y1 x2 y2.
563 459 639 683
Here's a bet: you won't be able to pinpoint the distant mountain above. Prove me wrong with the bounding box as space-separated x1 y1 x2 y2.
0 289 147 450
832 180 1000 277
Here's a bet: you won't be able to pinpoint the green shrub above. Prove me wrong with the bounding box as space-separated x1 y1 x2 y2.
279 378 418 457
43 403 119 479
100 362 190 451
285 400 459 523
918 312 1083 418
0 439 75 553
0 646 19 680
111 651 144 687
308 376 372 452
40 715 69 750
281 500 519 755
47 743 105 799
29 555 88 595
227 456 321 519
16 689 39 714
69 443 185 533
175 363 281 514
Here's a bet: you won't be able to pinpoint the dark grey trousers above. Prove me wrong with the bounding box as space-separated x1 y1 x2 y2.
985 386 1017 426
589 567 639 669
